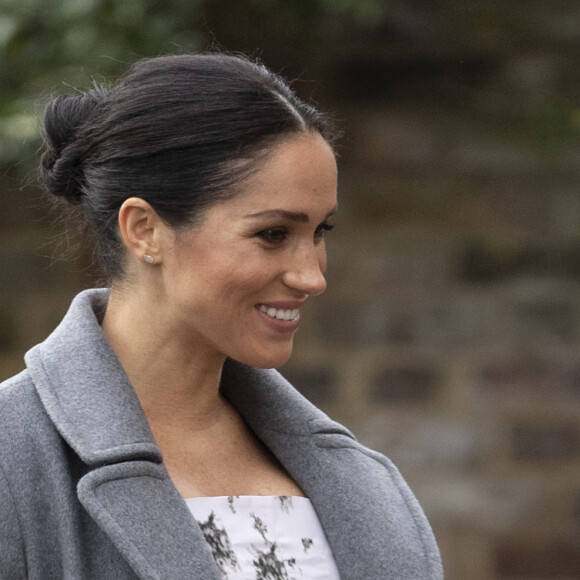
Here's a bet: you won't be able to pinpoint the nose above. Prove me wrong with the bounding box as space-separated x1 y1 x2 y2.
282 244 327 296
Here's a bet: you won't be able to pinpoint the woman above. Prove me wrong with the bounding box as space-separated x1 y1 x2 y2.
0 54 443 579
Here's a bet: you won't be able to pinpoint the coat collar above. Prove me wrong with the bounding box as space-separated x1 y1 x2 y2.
25 289 441 579
25 289 161 466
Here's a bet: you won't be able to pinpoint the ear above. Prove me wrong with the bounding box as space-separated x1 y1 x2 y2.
118 197 166 264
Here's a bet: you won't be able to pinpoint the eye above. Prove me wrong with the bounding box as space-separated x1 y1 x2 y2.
256 228 288 244
314 222 334 240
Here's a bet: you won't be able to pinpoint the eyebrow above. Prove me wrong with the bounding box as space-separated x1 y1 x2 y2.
244 207 337 223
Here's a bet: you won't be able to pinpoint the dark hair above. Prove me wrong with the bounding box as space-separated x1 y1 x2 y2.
40 53 337 279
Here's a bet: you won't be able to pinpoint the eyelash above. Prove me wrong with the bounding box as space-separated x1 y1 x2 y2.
257 222 335 244
315 222 335 238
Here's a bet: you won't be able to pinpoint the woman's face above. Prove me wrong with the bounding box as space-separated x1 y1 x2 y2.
156 132 338 369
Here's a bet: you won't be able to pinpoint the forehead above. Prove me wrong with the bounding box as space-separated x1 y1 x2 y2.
222 133 338 216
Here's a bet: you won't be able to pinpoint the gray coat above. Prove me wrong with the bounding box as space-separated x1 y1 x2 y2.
0 289 443 579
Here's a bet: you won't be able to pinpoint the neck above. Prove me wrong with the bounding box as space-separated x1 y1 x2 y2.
101 285 227 431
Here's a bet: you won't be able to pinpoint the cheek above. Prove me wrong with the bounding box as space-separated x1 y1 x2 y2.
218 255 274 299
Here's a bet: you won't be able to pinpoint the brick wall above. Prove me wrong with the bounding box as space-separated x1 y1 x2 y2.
0 172 90 377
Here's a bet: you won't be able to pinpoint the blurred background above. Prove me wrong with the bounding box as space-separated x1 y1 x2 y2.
1 1 580 577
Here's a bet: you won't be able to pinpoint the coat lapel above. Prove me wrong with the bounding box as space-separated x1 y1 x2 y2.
77 461 219 580
222 362 442 579
25 290 221 579
262 427 440 579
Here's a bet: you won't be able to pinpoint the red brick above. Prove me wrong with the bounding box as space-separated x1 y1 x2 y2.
511 423 580 462
495 540 580 577
372 365 439 403
479 357 580 401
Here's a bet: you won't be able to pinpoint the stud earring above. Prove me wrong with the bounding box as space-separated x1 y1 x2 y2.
143 254 155 264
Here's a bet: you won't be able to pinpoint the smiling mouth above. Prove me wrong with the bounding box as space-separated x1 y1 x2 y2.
258 305 300 321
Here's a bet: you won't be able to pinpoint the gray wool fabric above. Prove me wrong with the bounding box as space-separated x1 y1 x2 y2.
0 289 443 579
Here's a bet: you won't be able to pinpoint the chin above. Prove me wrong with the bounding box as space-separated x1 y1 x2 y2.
235 343 294 370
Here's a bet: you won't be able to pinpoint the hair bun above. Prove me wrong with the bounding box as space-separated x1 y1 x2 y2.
40 87 106 204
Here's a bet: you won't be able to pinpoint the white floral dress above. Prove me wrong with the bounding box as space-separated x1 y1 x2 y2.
185 495 341 579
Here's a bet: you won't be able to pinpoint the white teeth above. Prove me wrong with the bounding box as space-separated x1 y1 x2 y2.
259 305 299 321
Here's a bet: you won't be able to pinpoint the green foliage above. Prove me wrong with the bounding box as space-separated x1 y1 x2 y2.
0 0 386 168
0 0 203 165
320 0 384 24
